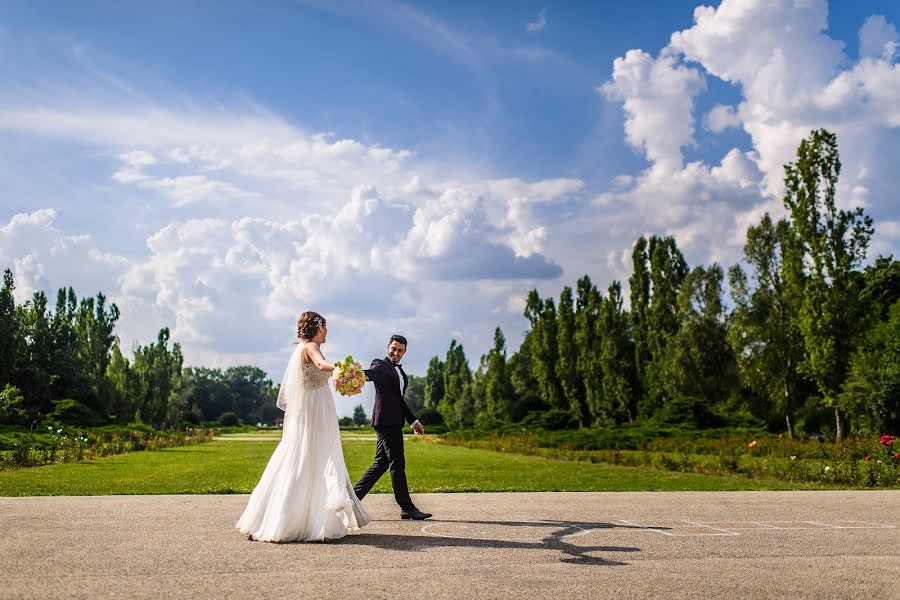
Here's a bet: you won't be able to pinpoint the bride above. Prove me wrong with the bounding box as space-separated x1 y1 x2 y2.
236 311 371 542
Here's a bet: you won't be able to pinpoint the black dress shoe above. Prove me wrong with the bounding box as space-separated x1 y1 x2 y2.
400 508 432 520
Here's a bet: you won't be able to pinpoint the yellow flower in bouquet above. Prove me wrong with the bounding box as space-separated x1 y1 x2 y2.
333 355 366 396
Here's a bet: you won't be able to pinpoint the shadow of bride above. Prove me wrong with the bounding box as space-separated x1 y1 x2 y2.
345 519 649 566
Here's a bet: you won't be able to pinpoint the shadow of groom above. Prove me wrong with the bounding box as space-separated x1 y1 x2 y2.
345 519 650 566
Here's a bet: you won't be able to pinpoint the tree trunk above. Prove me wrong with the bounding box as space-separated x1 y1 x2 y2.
783 381 794 439
834 405 845 441
784 412 795 439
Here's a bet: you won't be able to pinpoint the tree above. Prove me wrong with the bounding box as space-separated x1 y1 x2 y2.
132 328 184 428
0 270 21 390
107 342 137 421
50 287 86 403
404 374 426 415
555 286 586 426
439 340 472 428
634 235 689 417
524 290 562 409
841 300 900 434
629 238 651 410
224 366 273 425
18 291 54 420
352 404 368 426
483 327 514 422
179 367 231 422
783 129 874 440
0 384 28 426
665 264 734 423
575 275 603 426
728 214 807 437
507 332 543 421
423 356 445 410
73 292 120 415
596 282 636 423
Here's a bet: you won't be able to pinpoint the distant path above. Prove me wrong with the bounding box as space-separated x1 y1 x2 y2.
1 491 897 599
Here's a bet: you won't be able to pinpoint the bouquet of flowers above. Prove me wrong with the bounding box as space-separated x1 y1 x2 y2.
333 355 366 396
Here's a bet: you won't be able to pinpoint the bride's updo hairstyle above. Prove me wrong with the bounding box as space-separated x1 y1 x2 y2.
297 311 326 341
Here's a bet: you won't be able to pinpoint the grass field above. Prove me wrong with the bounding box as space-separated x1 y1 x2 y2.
0 434 839 496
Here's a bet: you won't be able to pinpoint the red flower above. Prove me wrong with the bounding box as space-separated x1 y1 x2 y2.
880 435 894 446
891 454 899 460
865 456 871 461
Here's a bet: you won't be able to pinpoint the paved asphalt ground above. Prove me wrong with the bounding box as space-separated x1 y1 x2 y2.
1 491 897 599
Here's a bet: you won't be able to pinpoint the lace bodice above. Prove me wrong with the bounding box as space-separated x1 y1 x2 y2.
302 361 331 390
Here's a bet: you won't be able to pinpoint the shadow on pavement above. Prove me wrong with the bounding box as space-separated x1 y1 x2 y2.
346 519 649 566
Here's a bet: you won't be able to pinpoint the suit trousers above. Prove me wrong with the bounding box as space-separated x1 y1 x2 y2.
353 425 414 511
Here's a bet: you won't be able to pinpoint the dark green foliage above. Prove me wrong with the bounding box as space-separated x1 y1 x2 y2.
423 356 445 410
352 404 368 426
179 365 277 426
596 282 636 424
404 374 426 414
0 270 21 391
482 328 513 422
438 340 472 428
524 290 563 409
416 406 444 426
46 398 105 427
556 286 586 426
218 412 241 427
520 408 578 431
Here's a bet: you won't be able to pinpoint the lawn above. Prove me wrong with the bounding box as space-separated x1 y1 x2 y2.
0 435 836 496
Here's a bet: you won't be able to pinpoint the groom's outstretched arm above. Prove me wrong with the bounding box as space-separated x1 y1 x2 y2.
363 359 386 383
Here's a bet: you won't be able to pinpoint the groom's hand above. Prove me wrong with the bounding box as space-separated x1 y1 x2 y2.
412 421 425 435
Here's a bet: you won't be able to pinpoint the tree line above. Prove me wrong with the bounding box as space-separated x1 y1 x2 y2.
421 130 898 440
0 279 276 429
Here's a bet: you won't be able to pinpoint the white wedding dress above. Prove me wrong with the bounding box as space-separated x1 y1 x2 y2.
236 343 371 542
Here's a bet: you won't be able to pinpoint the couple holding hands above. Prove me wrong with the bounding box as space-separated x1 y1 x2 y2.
236 311 431 543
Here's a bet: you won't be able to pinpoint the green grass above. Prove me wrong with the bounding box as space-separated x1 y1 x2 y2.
0 436 838 496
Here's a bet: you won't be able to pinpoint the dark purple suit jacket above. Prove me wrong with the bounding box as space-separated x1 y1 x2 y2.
364 357 416 428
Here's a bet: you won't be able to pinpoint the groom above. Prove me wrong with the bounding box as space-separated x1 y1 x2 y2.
353 334 432 521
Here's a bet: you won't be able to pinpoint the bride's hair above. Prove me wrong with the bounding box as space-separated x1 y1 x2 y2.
297 311 326 341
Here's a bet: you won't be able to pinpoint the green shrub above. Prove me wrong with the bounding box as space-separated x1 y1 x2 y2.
218 412 241 427
417 407 444 426
0 386 28 426
47 399 105 427
521 409 577 431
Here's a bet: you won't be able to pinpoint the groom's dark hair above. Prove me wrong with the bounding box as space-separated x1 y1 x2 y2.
389 334 408 347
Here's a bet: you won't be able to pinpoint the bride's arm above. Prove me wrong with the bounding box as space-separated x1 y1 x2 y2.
305 342 335 372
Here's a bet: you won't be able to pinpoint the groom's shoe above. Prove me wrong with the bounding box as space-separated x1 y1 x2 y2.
400 508 432 521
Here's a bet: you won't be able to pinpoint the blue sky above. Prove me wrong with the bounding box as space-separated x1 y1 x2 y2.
1 0 898 416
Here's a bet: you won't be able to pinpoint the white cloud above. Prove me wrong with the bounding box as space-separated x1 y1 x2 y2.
859 15 899 60
527 9 547 33
704 104 740 132
600 49 706 173
0 209 129 305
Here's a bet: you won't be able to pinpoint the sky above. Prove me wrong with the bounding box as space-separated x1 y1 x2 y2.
1 0 899 417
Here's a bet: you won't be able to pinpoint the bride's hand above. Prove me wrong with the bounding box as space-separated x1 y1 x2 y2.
305 342 335 371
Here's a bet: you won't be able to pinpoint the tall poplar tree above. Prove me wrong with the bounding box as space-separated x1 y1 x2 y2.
483 327 513 422
575 276 603 426
556 286 586 426
728 214 807 437
0 270 20 389
597 281 636 423
783 129 873 440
